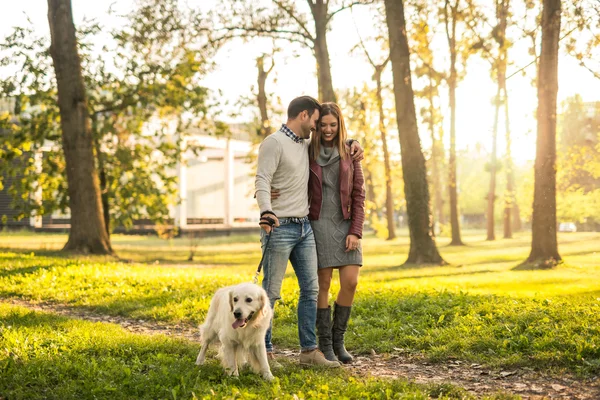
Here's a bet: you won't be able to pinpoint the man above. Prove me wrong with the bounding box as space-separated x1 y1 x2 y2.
255 95 362 367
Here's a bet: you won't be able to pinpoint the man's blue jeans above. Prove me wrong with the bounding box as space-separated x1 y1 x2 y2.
260 217 318 353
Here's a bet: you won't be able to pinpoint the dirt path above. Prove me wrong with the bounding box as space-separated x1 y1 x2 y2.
4 298 599 399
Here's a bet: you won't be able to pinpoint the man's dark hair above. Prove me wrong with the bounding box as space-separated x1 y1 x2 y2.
287 96 322 119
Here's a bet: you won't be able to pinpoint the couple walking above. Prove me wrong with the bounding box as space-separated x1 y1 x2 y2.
255 95 366 367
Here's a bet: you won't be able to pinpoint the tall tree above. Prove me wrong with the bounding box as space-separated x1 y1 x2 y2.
443 0 474 246
47 0 112 253
384 0 445 264
526 0 562 266
215 0 374 102
503 82 517 238
353 19 395 239
469 0 511 241
410 2 446 232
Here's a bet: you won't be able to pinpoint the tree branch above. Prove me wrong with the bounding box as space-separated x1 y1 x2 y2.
353 16 376 68
444 0 452 48
327 0 375 24
267 58 276 74
382 55 390 70
578 59 600 80
215 27 314 48
273 0 314 41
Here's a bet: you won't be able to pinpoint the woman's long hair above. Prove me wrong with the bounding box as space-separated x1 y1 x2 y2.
310 102 348 162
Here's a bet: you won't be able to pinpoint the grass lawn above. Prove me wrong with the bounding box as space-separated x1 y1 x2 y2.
0 229 599 397
2 303 503 400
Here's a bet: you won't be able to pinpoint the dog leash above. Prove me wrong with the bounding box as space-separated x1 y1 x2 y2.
253 216 276 284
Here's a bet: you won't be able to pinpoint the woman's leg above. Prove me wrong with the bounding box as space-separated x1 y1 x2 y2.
317 268 333 308
336 265 360 306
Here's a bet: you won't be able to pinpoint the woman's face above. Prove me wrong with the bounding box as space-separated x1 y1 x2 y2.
319 114 339 145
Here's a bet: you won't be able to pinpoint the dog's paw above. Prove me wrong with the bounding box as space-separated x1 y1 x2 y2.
226 368 239 377
262 372 274 382
195 356 205 365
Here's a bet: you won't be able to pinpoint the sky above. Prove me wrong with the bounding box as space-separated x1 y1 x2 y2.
2 0 600 166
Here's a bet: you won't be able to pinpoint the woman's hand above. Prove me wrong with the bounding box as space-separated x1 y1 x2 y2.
350 141 364 161
345 234 360 252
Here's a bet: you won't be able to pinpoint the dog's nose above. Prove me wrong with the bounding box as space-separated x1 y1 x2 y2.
233 310 242 319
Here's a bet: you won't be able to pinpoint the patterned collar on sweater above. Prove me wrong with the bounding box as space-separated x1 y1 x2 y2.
280 124 304 143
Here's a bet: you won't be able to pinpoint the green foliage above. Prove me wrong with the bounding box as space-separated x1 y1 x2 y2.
0 0 217 230
555 96 600 223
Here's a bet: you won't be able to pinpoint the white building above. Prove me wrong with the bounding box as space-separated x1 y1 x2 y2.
175 129 259 231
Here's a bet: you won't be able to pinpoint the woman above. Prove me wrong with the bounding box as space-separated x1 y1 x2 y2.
307 102 365 364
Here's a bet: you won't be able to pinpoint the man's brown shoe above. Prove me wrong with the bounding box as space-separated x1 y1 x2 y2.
267 352 283 369
299 349 341 368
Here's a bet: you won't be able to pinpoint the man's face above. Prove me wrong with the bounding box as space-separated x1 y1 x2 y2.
300 109 319 139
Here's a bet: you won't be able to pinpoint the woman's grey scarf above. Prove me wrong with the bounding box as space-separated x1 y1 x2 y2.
316 144 340 167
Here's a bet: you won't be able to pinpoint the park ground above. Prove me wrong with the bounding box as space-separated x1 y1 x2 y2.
0 230 599 399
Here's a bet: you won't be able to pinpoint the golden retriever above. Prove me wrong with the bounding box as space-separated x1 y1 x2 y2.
195 282 273 381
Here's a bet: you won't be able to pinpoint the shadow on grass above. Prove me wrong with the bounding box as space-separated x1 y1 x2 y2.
512 258 562 271
368 255 519 273
0 247 68 258
0 246 259 268
123 256 259 266
0 247 121 264
559 249 600 258
558 289 600 298
369 268 497 282
0 264 55 278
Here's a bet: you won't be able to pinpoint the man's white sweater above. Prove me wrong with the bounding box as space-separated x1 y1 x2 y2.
255 126 310 218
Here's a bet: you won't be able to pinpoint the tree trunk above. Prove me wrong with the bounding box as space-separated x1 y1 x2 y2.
48 0 112 254
503 85 514 238
359 100 377 210
512 203 522 231
493 0 513 240
375 67 396 240
256 55 273 136
427 74 444 229
384 0 445 265
445 1 464 246
526 0 561 266
487 85 500 241
310 0 336 102
91 114 110 237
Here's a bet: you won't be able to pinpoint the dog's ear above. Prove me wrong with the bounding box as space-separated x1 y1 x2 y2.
229 290 234 312
260 289 270 316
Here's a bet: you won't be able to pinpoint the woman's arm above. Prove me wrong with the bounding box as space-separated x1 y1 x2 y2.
348 158 366 239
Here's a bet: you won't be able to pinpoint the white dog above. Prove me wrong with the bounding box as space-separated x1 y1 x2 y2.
195 282 274 381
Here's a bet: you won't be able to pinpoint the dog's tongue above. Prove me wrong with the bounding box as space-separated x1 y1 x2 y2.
232 319 245 329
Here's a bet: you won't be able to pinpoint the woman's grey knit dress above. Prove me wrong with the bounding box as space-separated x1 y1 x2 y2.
311 145 363 269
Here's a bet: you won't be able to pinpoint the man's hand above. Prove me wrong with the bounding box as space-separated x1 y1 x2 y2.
350 141 364 161
259 213 280 234
345 234 360 252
